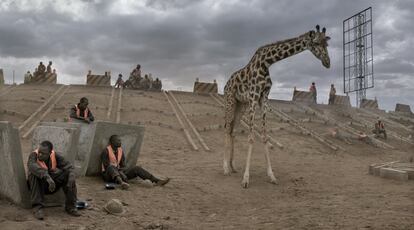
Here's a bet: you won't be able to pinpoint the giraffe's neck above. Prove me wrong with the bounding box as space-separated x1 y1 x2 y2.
257 32 310 68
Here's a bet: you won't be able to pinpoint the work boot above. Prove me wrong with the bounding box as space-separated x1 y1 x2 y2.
120 181 130 190
33 206 44 220
65 207 81 217
115 176 130 190
156 178 170 186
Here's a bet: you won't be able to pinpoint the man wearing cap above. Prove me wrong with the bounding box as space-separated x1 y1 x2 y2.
69 97 95 123
309 82 317 103
27 141 80 220
101 135 170 189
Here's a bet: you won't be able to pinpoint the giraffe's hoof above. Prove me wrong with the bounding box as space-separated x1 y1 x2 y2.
269 178 279 185
241 181 249 188
223 170 231 176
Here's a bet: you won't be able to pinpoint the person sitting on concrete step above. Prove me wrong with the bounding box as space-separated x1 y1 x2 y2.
115 73 124 89
69 97 95 123
372 118 387 139
27 140 80 220
47 61 53 73
38 62 46 76
101 135 170 190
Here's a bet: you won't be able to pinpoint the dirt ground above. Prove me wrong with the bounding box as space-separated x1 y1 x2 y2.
0 84 413 230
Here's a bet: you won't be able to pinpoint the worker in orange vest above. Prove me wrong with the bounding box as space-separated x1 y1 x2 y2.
69 97 94 123
373 118 387 139
27 141 80 220
101 135 170 189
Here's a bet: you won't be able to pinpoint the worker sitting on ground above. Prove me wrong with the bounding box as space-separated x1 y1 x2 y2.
69 97 95 123
101 135 170 190
372 118 387 139
27 141 80 220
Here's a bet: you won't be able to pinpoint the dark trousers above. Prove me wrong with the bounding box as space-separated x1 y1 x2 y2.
328 95 335 105
28 170 77 209
373 129 387 139
102 165 159 183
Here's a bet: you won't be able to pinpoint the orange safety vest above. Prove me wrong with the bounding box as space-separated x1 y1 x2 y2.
34 149 57 171
102 145 123 172
69 104 89 122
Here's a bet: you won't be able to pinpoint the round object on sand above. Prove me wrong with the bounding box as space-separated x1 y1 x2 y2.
103 199 127 216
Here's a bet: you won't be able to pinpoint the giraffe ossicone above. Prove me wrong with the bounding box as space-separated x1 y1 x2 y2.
223 25 331 188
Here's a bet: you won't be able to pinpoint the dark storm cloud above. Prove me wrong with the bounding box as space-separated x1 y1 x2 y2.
0 0 413 110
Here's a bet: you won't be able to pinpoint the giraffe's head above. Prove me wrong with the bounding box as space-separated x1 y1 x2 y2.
307 25 331 68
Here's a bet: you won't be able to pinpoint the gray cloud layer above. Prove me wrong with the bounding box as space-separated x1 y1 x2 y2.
0 0 412 110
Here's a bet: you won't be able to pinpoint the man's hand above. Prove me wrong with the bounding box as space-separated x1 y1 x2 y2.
45 176 56 192
67 172 76 189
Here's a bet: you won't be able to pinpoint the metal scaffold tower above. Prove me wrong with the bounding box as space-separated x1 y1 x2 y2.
343 7 374 107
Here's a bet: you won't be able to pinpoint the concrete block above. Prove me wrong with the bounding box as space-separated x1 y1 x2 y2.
292 90 315 104
40 121 93 176
0 121 30 207
395 103 412 113
32 125 80 165
85 121 145 176
379 167 408 181
39 121 145 177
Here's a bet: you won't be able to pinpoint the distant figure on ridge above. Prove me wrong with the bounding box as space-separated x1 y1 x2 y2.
328 84 336 105
309 82 317 103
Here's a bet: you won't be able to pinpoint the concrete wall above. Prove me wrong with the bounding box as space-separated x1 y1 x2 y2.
332 95 351 106
85 121 145 176
39 121 145 177
292 90 315 104
360 99 378 109
0 122 30 207
32 125 80 165
87 74 111 86
193 81 218 94
27 73 57 85
395 103 412 113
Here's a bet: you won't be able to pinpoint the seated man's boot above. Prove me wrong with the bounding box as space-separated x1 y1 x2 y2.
65 207 81 217
115 176 130 190
156 178 171 186
33 205 45 220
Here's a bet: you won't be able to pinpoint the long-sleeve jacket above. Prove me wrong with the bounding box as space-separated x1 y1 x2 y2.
101 147 126 171
27 152 74 179
69 104 95 121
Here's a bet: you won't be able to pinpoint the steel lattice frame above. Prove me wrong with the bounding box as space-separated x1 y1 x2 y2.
343 7 374 107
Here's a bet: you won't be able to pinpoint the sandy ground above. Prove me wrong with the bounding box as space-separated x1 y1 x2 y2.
0 84 413 230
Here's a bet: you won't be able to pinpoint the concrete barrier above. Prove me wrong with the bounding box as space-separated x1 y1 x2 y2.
0 69 4 85
332 95 351 106
27 73 57 85
193 81 218 94
0 122 30 207
32 125 80 166
292 90 315 104
85 121 145 176
360 98 378 109
87 73 111 86
395 103 412 113
40 121 145 177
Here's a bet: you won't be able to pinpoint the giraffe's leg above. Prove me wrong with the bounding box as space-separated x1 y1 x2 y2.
229 103 245 173
241 100 257 188
224 97 237 176
261 100 278 184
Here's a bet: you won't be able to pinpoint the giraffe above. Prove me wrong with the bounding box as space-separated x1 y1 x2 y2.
223 25 331 188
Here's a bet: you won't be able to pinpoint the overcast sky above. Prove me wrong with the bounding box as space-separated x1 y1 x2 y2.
0 0 413 110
